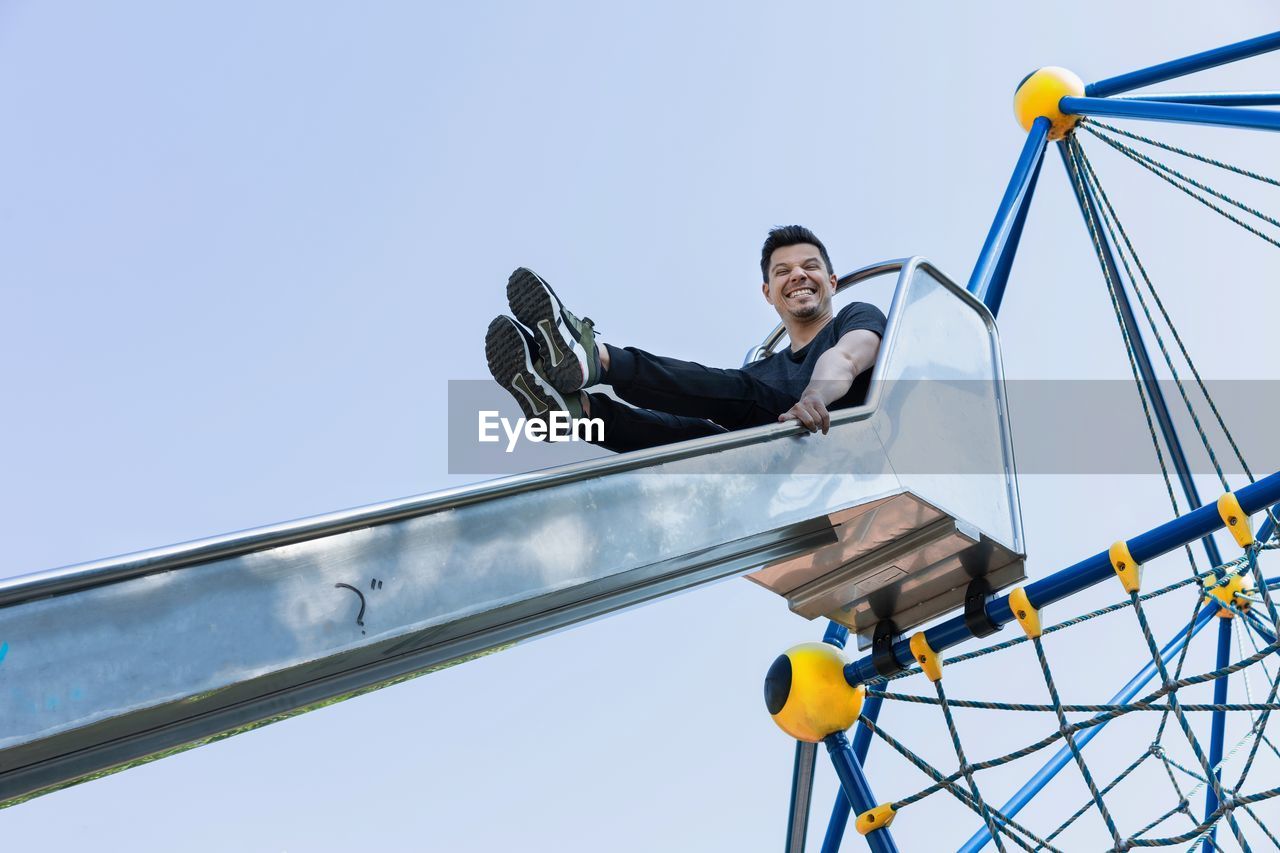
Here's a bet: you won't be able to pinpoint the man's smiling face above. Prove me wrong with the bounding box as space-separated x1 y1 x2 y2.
762 242 837 322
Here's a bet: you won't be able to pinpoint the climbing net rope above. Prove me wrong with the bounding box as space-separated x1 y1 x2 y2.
863 552 1280 851
846 127 1280 851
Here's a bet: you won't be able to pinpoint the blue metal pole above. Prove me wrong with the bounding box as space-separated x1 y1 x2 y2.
1114 91 1280 107
1086 31 1280 97
844 469 1280 686
1201 617 1233 850
824 621 850 648
824 731 900 853
967 116 1050 312
1060 96 1280 132
957 603 1219 853
820 694 884 853
984 145 1044 319
1058 140 1224 571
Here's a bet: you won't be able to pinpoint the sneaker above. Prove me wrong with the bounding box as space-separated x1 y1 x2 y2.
484 315 584 429
506 267 603 393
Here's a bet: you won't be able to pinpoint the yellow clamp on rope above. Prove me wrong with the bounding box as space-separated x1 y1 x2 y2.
1203 572 1255 618
1008 587 1041 639
1109 541 1143 594
856 803 897 835
909 632 942 682
1217 492 1255 549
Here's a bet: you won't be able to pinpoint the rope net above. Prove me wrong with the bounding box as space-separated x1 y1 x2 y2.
863 550 1280 851
842 127 1280 851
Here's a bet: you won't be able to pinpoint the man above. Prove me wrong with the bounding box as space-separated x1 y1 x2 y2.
484 225 885 453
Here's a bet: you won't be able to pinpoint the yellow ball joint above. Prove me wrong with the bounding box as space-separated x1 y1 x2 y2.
1204 573 1255 618
1013 67 1085 140
764 643 866 743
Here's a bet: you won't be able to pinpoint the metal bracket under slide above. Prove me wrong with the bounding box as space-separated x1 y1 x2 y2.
747 491 1024 649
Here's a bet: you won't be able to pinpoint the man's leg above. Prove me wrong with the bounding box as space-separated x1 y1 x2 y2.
602 345 797 430
485 315 725 455
584 392 727 453
506 267 797 430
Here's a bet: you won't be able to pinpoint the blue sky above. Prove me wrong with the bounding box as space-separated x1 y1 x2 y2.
3 3 1279 850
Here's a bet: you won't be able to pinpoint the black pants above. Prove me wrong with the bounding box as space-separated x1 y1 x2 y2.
586 345 798 453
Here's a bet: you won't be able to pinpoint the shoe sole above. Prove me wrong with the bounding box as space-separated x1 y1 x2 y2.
506 268 589 394
484 316 563 423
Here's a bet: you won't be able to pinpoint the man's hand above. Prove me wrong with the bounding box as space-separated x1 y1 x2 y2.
777 329 879 436
780 393 831 434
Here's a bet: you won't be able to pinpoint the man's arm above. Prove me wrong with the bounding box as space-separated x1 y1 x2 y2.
779 329 880 434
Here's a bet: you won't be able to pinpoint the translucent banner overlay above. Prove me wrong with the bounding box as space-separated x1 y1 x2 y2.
448 379 1280 477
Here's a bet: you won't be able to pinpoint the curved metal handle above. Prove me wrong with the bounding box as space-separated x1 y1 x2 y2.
743 258 908 364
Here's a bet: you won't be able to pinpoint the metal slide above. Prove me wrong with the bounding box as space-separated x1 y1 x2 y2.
0 257 1023 804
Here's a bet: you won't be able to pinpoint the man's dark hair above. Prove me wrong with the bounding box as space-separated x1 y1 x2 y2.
760 225 834 282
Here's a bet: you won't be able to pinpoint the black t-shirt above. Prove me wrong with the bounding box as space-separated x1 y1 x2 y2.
741 301 887 411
